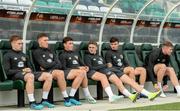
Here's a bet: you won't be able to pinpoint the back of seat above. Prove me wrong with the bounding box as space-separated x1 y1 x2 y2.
101 43 111 58
141 44 153 62
122 43 143 67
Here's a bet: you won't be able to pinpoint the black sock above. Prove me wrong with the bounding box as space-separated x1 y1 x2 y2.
64 97 69 101
41 99 48 103
69 96 74 99
29 101 36 105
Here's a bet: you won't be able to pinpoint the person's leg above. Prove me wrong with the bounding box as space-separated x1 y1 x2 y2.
154 64 167 97
124 67 136 81
134 67 146 87
165 67 180 96
80 69 96 104
66 69 84 105
109 74 138 102
124 67 136 92
23 73 44 110
38 72 54 108
51 69 71 107
120 74 160 101
24 73 35 102
51 70 69 98
91 72 120 102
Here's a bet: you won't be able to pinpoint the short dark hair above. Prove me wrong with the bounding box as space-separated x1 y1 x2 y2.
162 40 173 47
37 33 48 40
9 35 22 43
63 37 73 43
88 41 98 47
110 37 119 43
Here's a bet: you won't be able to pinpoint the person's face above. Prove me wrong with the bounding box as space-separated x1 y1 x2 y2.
64 41 74 51
11 39 23 51
38 36 49 48
88 44 97 54
110 41 119 50
163 46 173 56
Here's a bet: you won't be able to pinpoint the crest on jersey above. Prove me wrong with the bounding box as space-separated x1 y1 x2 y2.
49 53 53 58
72 60 78 64
120 54 123 59
43 55 46 58
93 58 96 61
113 56 116 58
18 61 24 68
47 59 52 63
14 57 17 60
98 61 103 64
74 55 78 59
21 56 26 61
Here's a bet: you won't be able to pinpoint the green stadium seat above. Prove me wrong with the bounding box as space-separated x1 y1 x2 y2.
34 0 50 13
101 42 111 58
0 40 25 107
140 44 153 62
79 42 103 100
122 43 143 68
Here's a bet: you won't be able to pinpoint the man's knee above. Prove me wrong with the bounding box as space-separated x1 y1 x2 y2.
44 73 53 81
25 73 34 81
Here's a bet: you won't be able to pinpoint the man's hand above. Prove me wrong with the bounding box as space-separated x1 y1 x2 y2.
107 63 112 68
23 68 32 73
79 66 89 72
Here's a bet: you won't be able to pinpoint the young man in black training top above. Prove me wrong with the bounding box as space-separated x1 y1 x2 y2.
85 41 160 102
33 33 78 107
59 36 96 105
3 35 54 110
106 37 146 95
145 40 180 97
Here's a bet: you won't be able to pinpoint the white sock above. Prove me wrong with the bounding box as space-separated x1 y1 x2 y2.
140 85 144 88
175 85 180 94
132 88 136 93
122 89 132 97
158 82 164 93
69 88 77 97
141 89 150 96
83 87 91 97
28 94 35 102
42 91 49 100
62 90 69 98
105 86 114 98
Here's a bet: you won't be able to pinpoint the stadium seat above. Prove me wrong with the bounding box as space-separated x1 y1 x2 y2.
112 7 122 13
88 5 100 11
140 44 153 62
79 42 103 100
2 0 17 4
101 42 111 58
76 4 88 10
122 43 143 68
18 0 32 5
100 6 109 12
0 40 25 107
174 44 180 71
34 0 50 13
0 41 13 91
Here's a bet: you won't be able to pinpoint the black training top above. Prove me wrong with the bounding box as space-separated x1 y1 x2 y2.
59 50 85 70
84 51 107 70
3 49 32 77
105 50 128 70
33 47 62 71
145 48 170 84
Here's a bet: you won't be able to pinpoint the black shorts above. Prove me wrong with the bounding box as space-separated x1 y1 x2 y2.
12 71 42 81
45 69 69 78
109 67 124 77
98 68 114 77
87 70 96 78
